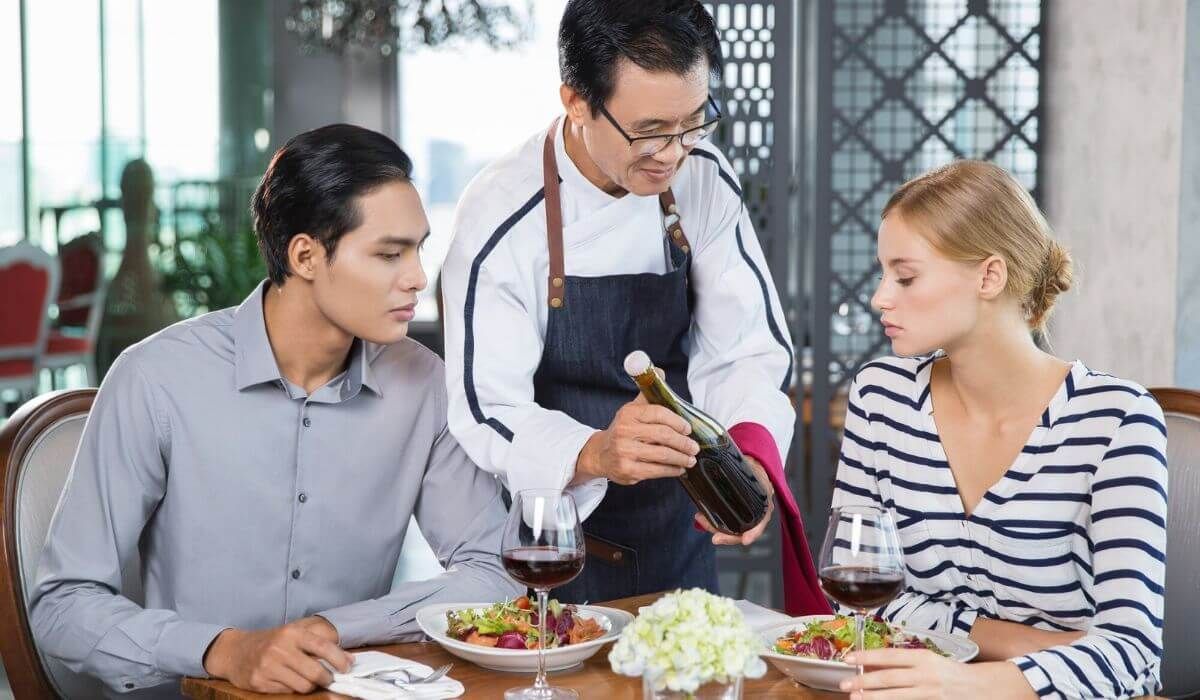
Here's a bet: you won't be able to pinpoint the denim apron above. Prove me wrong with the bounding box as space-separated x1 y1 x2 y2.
534 119 718 603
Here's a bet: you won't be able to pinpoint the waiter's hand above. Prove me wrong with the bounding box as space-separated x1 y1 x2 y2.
575 395 699 485
694 455 775 546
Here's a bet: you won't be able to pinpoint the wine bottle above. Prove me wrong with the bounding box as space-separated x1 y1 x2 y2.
623 350 769 535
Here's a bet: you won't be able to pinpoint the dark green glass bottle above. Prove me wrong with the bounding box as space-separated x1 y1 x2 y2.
623 351 769 535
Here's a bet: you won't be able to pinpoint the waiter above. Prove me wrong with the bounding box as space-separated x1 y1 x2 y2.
442 0 825 611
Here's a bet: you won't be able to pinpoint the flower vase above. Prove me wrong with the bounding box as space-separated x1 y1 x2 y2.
641 676 743 700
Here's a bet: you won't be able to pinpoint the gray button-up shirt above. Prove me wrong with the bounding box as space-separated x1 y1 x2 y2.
30 283 522 697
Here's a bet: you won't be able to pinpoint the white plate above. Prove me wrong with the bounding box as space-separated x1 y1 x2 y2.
758 615 980 691
416 602 634 673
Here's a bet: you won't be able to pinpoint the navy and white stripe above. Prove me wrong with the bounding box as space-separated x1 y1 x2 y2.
832 354 1167 699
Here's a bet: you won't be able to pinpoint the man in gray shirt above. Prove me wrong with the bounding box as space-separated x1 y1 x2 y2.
29 124 522 697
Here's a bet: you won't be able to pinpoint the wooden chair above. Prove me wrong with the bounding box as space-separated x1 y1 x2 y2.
0 389 116 698
1147 387 1200 699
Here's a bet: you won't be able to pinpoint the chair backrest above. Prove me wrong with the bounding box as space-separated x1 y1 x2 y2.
54 233 105 337
1148 387 1200 698
0 243 60 371
0 389 132 699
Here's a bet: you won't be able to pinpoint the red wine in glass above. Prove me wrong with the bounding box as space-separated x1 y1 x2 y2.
502 547 585 589
819 565 905 610
818 505 904 680
501 490 584 700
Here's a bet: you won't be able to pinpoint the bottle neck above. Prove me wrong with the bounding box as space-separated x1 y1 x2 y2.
633 368 678 408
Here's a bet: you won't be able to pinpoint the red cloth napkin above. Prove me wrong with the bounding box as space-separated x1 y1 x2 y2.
730 422 833 616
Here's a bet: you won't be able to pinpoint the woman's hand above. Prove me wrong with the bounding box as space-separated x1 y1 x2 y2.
840 649 1036 700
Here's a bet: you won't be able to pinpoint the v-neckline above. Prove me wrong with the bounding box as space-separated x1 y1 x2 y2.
916 355 1078 519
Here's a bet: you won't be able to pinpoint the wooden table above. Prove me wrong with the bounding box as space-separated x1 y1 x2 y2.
182 593 841 699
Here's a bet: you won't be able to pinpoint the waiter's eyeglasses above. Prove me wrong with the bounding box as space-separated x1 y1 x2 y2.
597 96 723 157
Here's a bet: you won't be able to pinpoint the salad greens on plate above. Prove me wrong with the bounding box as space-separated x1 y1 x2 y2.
773 615 948 662
446 596 604 650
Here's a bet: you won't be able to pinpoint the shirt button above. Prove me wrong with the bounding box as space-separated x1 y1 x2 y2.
124 683 135 690
298 492 307 503
302 417 312 427
291 568 301 580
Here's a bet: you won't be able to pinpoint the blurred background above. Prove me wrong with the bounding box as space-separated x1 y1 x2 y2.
0 2 1197 693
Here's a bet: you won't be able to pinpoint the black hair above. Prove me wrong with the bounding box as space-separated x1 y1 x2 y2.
251 123 413 286
558 0 722 115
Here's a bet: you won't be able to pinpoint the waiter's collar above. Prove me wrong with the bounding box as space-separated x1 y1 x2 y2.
555 117 624 207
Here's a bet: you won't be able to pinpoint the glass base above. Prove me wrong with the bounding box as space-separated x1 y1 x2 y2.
504 686 580 700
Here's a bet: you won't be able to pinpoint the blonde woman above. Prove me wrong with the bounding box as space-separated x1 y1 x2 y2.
832 161 1166 699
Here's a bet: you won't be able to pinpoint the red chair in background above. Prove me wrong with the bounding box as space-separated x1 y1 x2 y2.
41 233 105 386
0 243 60 410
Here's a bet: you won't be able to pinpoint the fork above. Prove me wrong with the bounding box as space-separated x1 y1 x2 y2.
370 662 453 686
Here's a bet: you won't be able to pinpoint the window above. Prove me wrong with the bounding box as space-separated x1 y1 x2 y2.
399 0 564 323
25 0 103 248
0 0 22 247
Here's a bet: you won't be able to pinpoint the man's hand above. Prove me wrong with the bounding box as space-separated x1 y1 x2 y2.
575 395 699 485
694 455 775 546
203 619 352 694
296 615 340 644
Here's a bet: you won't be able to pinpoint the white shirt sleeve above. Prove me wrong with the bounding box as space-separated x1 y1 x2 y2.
685 168 796 463
441 194 608 519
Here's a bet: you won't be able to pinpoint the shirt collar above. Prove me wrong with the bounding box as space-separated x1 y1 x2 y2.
554 117 622 209
233 281 384 398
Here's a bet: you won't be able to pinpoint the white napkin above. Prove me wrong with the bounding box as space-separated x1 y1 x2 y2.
735 599 794 632
326 651 464 699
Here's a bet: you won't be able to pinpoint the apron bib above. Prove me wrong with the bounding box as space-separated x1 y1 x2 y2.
532 118 718 602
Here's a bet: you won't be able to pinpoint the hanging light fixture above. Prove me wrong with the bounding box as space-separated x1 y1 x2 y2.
285 0 532 56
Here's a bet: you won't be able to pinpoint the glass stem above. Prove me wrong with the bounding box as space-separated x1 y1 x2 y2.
534 588 549 689
855 610 866 679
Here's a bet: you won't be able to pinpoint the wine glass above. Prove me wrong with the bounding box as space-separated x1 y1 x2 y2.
817 505 904 680
501 489 586 700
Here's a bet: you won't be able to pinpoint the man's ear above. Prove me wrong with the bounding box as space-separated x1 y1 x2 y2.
287 233 323 282
560 83 591 128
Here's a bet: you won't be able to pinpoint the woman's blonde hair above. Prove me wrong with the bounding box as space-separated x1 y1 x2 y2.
881 160 1072 332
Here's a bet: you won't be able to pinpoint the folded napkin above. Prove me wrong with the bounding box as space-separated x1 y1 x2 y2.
326 651 464 700
729 422 834 617
734 599 796 632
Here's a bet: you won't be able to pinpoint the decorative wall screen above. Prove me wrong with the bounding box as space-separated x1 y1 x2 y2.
807 0 1045 543
705 1 796 604
703 0 1043 607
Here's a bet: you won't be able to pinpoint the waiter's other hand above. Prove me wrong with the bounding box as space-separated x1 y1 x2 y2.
694 455 775 546
575 396 699 486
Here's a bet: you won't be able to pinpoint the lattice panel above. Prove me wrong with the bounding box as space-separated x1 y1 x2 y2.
704 0 793 606
824 0 1043 387
706 2 786 264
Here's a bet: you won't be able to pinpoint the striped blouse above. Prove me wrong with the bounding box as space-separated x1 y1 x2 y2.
831 354 1168 699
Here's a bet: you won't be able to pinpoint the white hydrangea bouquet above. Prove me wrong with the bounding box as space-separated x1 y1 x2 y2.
608 588 767 698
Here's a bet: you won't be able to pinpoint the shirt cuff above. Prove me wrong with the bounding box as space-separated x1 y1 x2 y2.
319 580 448 648
950 605 979 637
567 478 608 520
318 604 376 649
153 620 228 679
510 423 607 520
1011 655 1055 697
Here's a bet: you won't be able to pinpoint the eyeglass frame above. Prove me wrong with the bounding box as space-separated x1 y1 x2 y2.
596 95 724 156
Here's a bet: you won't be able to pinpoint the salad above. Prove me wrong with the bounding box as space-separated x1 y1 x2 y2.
773 615 947 662
445 596 605 650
